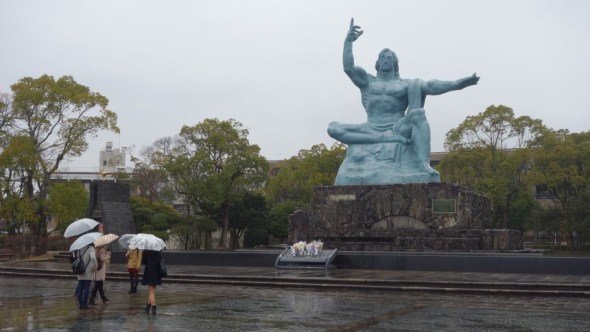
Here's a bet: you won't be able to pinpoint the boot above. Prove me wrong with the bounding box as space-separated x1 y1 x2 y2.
128 276 135 294
89 295 96 306
101 296 109 303
143 304 151 313
133 281 139 293
151 305 156 315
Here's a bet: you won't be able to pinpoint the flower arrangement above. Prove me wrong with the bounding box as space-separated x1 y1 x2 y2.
290 240 323 256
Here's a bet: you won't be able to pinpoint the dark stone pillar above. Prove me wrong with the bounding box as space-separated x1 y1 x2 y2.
86 181 136 250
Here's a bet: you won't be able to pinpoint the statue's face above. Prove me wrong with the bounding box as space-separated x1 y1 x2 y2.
379 52 395 72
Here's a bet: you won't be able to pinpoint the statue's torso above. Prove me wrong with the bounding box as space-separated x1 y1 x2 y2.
361 78 410 125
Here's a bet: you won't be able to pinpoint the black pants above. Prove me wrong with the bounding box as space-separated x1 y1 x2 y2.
90 280 106 300
129 270 139 292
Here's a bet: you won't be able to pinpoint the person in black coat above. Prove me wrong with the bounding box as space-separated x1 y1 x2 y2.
141 250 164 314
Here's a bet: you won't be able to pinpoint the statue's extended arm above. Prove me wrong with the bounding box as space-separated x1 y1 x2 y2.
422 73 480 96
343 18 368 88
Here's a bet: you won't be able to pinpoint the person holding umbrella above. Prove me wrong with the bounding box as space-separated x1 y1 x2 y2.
125 245 142 294
69 232 101 309
119 234 143 294
76 243 97 309
89 244 109 304
88 233 118 304
129 233 167 315
141 249 164 314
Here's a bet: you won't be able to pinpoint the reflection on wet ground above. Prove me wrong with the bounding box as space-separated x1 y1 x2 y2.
1 276 589 331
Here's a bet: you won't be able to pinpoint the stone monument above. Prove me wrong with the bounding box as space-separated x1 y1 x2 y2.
296 19 521 251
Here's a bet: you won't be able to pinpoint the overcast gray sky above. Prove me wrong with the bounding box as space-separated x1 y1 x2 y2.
1 0 589 171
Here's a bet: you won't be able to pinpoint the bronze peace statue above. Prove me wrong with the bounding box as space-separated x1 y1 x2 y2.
328 18 479 185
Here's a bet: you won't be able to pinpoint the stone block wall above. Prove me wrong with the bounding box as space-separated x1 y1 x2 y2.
291 183 522 251
310 183 492 236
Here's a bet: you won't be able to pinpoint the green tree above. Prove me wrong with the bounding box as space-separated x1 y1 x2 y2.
439 105 546 228
46 180 88 233
0 135 38 236
128 138 176 203
263 143 344 244
267 200 307 242
130 196 181 241
164 118 268 249
1 75 118 254
228 191 268 249
265 143 345 204
0 93 14 148
529 130 590 249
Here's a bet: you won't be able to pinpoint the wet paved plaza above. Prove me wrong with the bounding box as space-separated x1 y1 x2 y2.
1 274 590 331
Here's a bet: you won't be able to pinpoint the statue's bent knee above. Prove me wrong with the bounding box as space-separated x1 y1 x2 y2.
327 122 341 139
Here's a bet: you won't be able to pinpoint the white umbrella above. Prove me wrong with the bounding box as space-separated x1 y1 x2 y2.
128 233 166 251
69 232 102 251
118 234 136 249
64 218 99 238
94 233 119 247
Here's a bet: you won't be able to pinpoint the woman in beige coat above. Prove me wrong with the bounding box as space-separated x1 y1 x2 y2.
89 245 109 304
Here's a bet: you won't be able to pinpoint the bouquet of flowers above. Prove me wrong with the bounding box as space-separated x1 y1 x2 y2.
290 240 323 256
291 241 306 256
310 240 323 256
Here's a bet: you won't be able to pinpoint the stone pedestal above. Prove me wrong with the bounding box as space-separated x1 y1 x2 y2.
296 183 522 251
335 143 441 185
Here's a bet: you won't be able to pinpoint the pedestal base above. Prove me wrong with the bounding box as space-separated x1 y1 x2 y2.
299 183 521 251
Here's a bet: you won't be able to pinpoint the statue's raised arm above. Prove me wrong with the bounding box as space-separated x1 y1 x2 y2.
343 18 368 88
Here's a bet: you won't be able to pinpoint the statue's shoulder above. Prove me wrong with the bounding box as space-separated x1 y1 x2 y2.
402 78 425 90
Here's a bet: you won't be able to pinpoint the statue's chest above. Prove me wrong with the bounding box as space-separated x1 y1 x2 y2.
367 81 407 98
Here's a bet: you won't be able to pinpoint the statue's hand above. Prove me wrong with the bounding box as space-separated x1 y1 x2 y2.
346 18 364 42
459 73 480 88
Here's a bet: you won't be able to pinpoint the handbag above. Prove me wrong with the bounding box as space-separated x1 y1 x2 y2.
159 254 167 277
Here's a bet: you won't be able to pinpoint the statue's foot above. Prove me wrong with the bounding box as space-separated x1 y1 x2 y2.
418 162 440 176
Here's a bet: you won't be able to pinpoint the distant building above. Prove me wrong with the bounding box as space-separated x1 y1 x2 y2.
53 142 132 190
99 141 127 174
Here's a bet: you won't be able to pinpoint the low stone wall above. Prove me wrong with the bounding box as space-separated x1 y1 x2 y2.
289 183 522 251
109 250 590 275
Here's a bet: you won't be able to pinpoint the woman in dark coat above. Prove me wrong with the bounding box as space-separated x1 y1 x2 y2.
141 250 163 314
